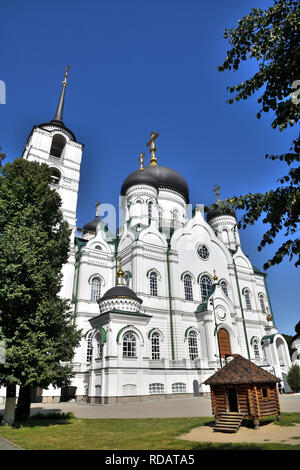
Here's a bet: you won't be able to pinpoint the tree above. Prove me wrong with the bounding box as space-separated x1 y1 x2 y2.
218 0 300 270
0 157 81 425
287 364 300 392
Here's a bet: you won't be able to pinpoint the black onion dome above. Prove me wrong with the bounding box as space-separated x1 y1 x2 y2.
121 168 159 195
83 217 99 233
99 285 142 303
206 201 236 223
121 165 189 203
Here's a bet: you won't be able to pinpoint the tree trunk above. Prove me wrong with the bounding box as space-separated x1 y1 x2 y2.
15 385 31 421
2 384 16 426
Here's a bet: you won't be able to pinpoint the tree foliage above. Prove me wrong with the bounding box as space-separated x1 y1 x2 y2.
287 364 300 392
0 158 81 415
219 0 300 269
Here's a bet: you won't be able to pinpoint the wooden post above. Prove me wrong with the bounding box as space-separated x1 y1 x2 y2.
253 386 260 429
275 384 281 420
247 387 254 418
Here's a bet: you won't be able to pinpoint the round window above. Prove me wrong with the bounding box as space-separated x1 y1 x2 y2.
197 244 209 260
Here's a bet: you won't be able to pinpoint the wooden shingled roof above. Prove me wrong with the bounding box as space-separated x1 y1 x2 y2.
203 355 280 385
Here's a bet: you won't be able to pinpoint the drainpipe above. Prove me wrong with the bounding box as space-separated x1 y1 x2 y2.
232 258 251 359
166 239 175 360
264 274 276 327
73 239 83 326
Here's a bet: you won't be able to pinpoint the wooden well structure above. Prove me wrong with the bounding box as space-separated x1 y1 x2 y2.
204 354 281 429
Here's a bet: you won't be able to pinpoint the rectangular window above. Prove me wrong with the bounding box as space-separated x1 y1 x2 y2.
172 383 186 393
149 383 164 395
261 387 270 400
122 384 137 396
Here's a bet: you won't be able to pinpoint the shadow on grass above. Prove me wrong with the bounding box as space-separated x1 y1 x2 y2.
0 412 74 429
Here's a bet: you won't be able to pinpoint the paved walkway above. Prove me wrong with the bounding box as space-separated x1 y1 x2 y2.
0 436 21 450
2 394 296 420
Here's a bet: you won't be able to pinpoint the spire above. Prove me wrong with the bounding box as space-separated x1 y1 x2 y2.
147 131 159 166
51 65 70 126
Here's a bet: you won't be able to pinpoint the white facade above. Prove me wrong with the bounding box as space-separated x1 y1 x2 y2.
1 85 292 405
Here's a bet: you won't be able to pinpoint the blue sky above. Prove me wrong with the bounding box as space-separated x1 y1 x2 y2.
1 0 299 335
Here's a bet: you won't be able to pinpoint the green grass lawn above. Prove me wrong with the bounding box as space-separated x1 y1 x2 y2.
0 413 300 450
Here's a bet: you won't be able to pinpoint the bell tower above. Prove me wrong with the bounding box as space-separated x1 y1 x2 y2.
22 66 83 236
22 67 84 299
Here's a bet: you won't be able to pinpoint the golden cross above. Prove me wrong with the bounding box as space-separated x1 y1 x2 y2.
139 153 145 172
213 185 221 201
63 65 70 85
147 131 159 166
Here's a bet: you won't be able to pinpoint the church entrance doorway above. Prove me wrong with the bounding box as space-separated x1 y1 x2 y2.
226 387 239 412
217 328 232 359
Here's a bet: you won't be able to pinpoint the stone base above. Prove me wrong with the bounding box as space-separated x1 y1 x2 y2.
87 392 199 404
41 396 61 404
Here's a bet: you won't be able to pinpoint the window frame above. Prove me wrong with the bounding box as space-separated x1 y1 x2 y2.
197 244 209 260
149 383 164 395
244 289 252 310
150 331 161 360
188 330 199 361
90 276 102 302
183 274 193 301
200 274 213 300
122 331 137 358
149 271 158 296
172 382 187 393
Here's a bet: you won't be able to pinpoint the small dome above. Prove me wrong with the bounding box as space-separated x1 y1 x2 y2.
83 217 99 233
121 165 189 203
99 285 142 305
206 201 236 223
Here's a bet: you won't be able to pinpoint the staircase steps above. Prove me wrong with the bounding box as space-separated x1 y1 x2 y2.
213 412 244 433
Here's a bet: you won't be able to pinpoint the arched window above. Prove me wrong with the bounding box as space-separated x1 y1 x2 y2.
253 338 260 360
172 209 179 226
49 168 61 185
244 289 252 310
94 332 103 360
220 280 228 297
149 271 158 296
188 331 198 360
50 134 66 158
158 207 163 227
183 274 193 301
123 332 137 358
200 275 212 300
91 277 102 302
148 201 153 220
151 331 160 360
86 331 93 363
258 293 266 314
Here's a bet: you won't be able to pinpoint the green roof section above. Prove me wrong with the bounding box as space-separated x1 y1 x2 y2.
195 284 216 313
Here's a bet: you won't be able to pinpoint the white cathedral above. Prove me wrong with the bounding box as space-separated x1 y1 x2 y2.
2 71 293 404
